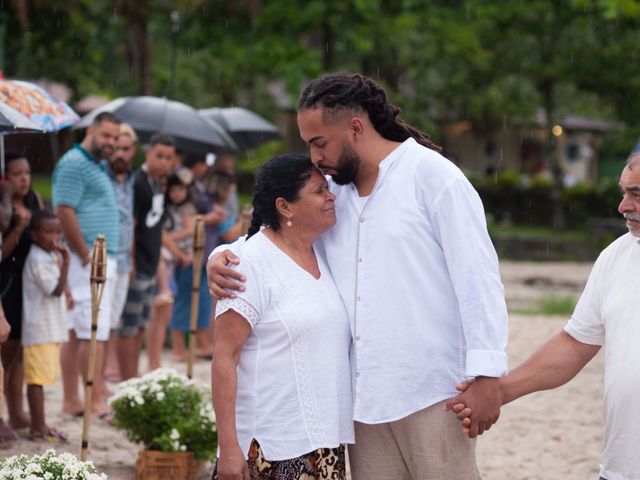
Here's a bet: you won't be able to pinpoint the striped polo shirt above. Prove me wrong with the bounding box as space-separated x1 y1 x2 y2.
52 145 119 255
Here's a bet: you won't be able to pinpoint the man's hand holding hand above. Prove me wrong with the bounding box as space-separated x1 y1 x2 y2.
445 376 501 438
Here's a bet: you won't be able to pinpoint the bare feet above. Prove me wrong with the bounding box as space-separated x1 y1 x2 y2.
29 427 68 444
62 400 85 417
8 415 30 431
0 420 17 448
170 352 188 362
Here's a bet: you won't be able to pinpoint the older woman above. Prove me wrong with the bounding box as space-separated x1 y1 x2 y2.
211 154 353 480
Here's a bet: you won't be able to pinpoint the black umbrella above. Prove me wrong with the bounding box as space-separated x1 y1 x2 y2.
199 107 280 151
76 96 238 154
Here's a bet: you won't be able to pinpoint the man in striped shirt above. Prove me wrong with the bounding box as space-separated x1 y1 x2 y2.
52 112 120 419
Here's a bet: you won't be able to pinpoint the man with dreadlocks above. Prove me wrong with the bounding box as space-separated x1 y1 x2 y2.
208 73 508 479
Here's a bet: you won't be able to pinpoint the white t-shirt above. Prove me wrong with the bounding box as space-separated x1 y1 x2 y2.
322 138 509 423
565 233 640 480
215 231 354 461
22 245 68 346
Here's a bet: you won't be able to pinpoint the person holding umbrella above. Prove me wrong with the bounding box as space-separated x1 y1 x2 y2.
53 112 120 418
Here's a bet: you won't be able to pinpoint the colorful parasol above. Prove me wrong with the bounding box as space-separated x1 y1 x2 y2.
0 79 79 132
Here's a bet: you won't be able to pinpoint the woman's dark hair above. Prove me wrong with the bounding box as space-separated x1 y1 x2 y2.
298 72 441 152
165 173 191 206
5 151 27 166
247 154 315 238
5 152 38 205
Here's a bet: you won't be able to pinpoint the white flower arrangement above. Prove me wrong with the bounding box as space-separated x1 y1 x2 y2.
0 449 108 480
109 368 217 461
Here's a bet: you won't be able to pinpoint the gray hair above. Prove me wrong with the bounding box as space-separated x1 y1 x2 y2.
627 152 640 170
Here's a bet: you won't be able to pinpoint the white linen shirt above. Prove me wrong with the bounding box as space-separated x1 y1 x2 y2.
22 245 69 346
564 233 640 480
215 232 354 461
320 138 509 424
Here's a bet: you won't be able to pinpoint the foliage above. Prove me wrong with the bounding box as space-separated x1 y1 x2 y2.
0 449 108 479
471 169 623 229
516 295 577 316
109 368 217 462
1 0 638 186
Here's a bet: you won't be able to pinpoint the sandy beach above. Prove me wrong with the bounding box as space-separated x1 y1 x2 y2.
0 260 603 479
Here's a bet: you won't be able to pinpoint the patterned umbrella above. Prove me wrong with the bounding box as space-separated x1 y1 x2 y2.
0 101 44 175
199 107 280 151
0 79 79 132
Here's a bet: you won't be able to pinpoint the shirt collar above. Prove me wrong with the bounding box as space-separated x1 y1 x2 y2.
74 144 107 171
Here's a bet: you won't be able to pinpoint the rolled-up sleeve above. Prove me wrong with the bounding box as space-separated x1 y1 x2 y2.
432 178 509 377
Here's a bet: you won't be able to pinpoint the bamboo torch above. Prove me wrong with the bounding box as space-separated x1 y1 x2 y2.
81 234 107 461
187 216 205 379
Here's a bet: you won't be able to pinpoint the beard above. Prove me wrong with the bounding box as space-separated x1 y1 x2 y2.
90 137 113 161
110 156 129 174
330 142 361 185
625 213 640 238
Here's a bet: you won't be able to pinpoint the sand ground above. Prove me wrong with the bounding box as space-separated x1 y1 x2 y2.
0 260 604 479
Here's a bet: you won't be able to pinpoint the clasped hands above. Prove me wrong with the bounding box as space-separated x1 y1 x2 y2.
444 376 502 438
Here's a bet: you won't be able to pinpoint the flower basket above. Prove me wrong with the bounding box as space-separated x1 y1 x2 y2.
109 368 217 468
135 450 205 480
0 449 108 479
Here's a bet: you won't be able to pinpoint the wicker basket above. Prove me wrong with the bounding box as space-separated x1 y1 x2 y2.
135 450 206 480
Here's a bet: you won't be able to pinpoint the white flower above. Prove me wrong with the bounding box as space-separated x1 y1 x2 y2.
156 391 165 401
170 428 180 440
179 445 187 452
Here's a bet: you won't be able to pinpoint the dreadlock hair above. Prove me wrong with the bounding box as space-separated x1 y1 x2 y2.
298 72 441 152
247 154 315 239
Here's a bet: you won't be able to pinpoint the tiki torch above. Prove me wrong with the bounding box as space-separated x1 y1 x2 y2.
81 234 107 461
187 216 205 379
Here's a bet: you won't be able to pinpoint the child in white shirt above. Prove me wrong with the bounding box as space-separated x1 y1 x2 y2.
22 210 72 442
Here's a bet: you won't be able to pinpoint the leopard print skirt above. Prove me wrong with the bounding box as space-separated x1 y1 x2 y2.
213 439 346 479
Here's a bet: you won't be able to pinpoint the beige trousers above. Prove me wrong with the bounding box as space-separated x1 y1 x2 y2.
348 400 479 480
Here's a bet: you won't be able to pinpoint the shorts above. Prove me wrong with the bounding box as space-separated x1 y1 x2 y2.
67 253 117 342
110 270 131 330
212 439 346 480
24 343 61 385
119 273 156 337
170 265 212 332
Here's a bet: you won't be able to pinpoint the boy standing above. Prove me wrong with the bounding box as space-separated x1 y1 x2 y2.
118 133 175 379
22 210 71 442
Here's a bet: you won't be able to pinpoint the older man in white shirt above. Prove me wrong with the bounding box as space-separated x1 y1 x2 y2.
209 73 508 480
450 153 640 480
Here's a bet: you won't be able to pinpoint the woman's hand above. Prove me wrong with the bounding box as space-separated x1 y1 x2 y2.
217 446 250 480
13 204 31 229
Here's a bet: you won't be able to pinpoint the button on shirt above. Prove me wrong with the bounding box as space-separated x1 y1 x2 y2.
320 138 509 424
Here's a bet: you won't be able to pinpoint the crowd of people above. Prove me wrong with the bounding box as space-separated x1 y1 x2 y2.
0 112 248 448
0 71 636 480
